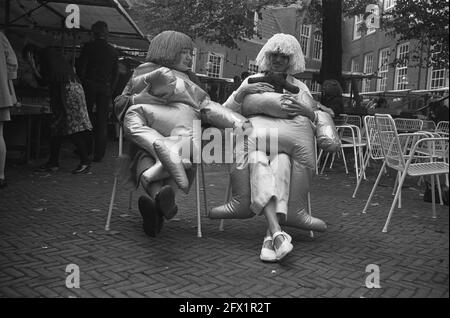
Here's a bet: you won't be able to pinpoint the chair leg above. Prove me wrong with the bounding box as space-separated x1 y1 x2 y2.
363 161 386 214
330 152 336 169
382 170 408 233
392 173 399 196
200 162 208 215
353 151 370 198
308 192 314 238
352 145 359 180
397 172 402 209
417 176 424 187
341 149 349 174
195 166 202 238
316 149 323 175
320 153 330 174
105 177 118 231
431 174 437 219
360 147 367 180
436 174 443 206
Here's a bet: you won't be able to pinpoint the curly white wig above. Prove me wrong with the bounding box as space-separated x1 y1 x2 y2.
256 33 305 74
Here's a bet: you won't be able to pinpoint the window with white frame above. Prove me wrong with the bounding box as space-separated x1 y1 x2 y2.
384 0 396 11
351 57 360 73
362 53 374 92
377 48 390 91
366 6 377 35
312 33 322 60
353 15 363 40
191 48 197 73
253 11 259 35
299 25 311 57
206 52 224 78
428 44 448 89
394 42 409 90
248 60 259 74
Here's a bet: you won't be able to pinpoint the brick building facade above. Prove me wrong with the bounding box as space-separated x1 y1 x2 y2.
342 1 449 94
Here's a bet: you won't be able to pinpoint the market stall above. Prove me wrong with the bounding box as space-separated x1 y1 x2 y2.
1 0 149 162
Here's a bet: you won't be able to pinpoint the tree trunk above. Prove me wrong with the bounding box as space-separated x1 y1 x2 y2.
320 0 342 85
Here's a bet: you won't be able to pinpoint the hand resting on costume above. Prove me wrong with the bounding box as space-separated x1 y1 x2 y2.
247 72 300 94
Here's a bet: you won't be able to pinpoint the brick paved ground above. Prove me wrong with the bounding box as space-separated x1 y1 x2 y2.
0 141 448 298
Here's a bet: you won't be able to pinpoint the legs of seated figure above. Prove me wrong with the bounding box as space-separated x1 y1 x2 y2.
249 151 293 261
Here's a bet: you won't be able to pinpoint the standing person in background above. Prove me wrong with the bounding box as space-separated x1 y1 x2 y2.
0 31 18 188
23 43 93 174
77 21 119 163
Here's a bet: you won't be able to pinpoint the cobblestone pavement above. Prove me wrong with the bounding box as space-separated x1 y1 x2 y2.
0 141 448 298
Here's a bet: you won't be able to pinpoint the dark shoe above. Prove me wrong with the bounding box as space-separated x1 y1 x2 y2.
138 195 162 237
0 178 7 189
71 165 90 174
36 162 59 172
156 185 178 220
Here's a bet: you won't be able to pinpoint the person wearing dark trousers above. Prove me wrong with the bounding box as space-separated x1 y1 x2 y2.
23 44 93 174
77 21 119 163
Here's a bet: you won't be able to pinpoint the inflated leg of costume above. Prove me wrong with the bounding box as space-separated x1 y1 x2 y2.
208 163 254 219
124 103 198 192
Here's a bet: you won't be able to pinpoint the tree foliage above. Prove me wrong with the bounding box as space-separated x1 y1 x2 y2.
128 0 448 68
128 0 298 48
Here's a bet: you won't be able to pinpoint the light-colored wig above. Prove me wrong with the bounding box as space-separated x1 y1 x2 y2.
256 33 305 74
146 30 194 66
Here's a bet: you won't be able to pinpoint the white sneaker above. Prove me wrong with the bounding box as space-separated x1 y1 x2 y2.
260 236 277 262
272 231 293 261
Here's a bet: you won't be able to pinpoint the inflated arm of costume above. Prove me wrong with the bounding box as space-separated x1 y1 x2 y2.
314 110 341 153
123 105 164 160
130 67 175 96
247 72 300 94
200 99 250 130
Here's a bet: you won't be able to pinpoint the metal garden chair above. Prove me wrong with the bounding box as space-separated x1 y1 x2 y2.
362 114 449 232
105 125 208 238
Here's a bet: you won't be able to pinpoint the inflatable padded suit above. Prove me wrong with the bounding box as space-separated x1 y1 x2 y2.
208 82 339 232
123 62 248 193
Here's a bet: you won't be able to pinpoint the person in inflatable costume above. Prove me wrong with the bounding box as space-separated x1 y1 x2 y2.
206 34 340 262
114 31 250 237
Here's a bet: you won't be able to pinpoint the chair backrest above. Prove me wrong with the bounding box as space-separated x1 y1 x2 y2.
421 120 436 132
364 115 383 160
375 114 406 171
436 121 449 135
334 114 348 125
394 118 423 132
345 115 362 128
